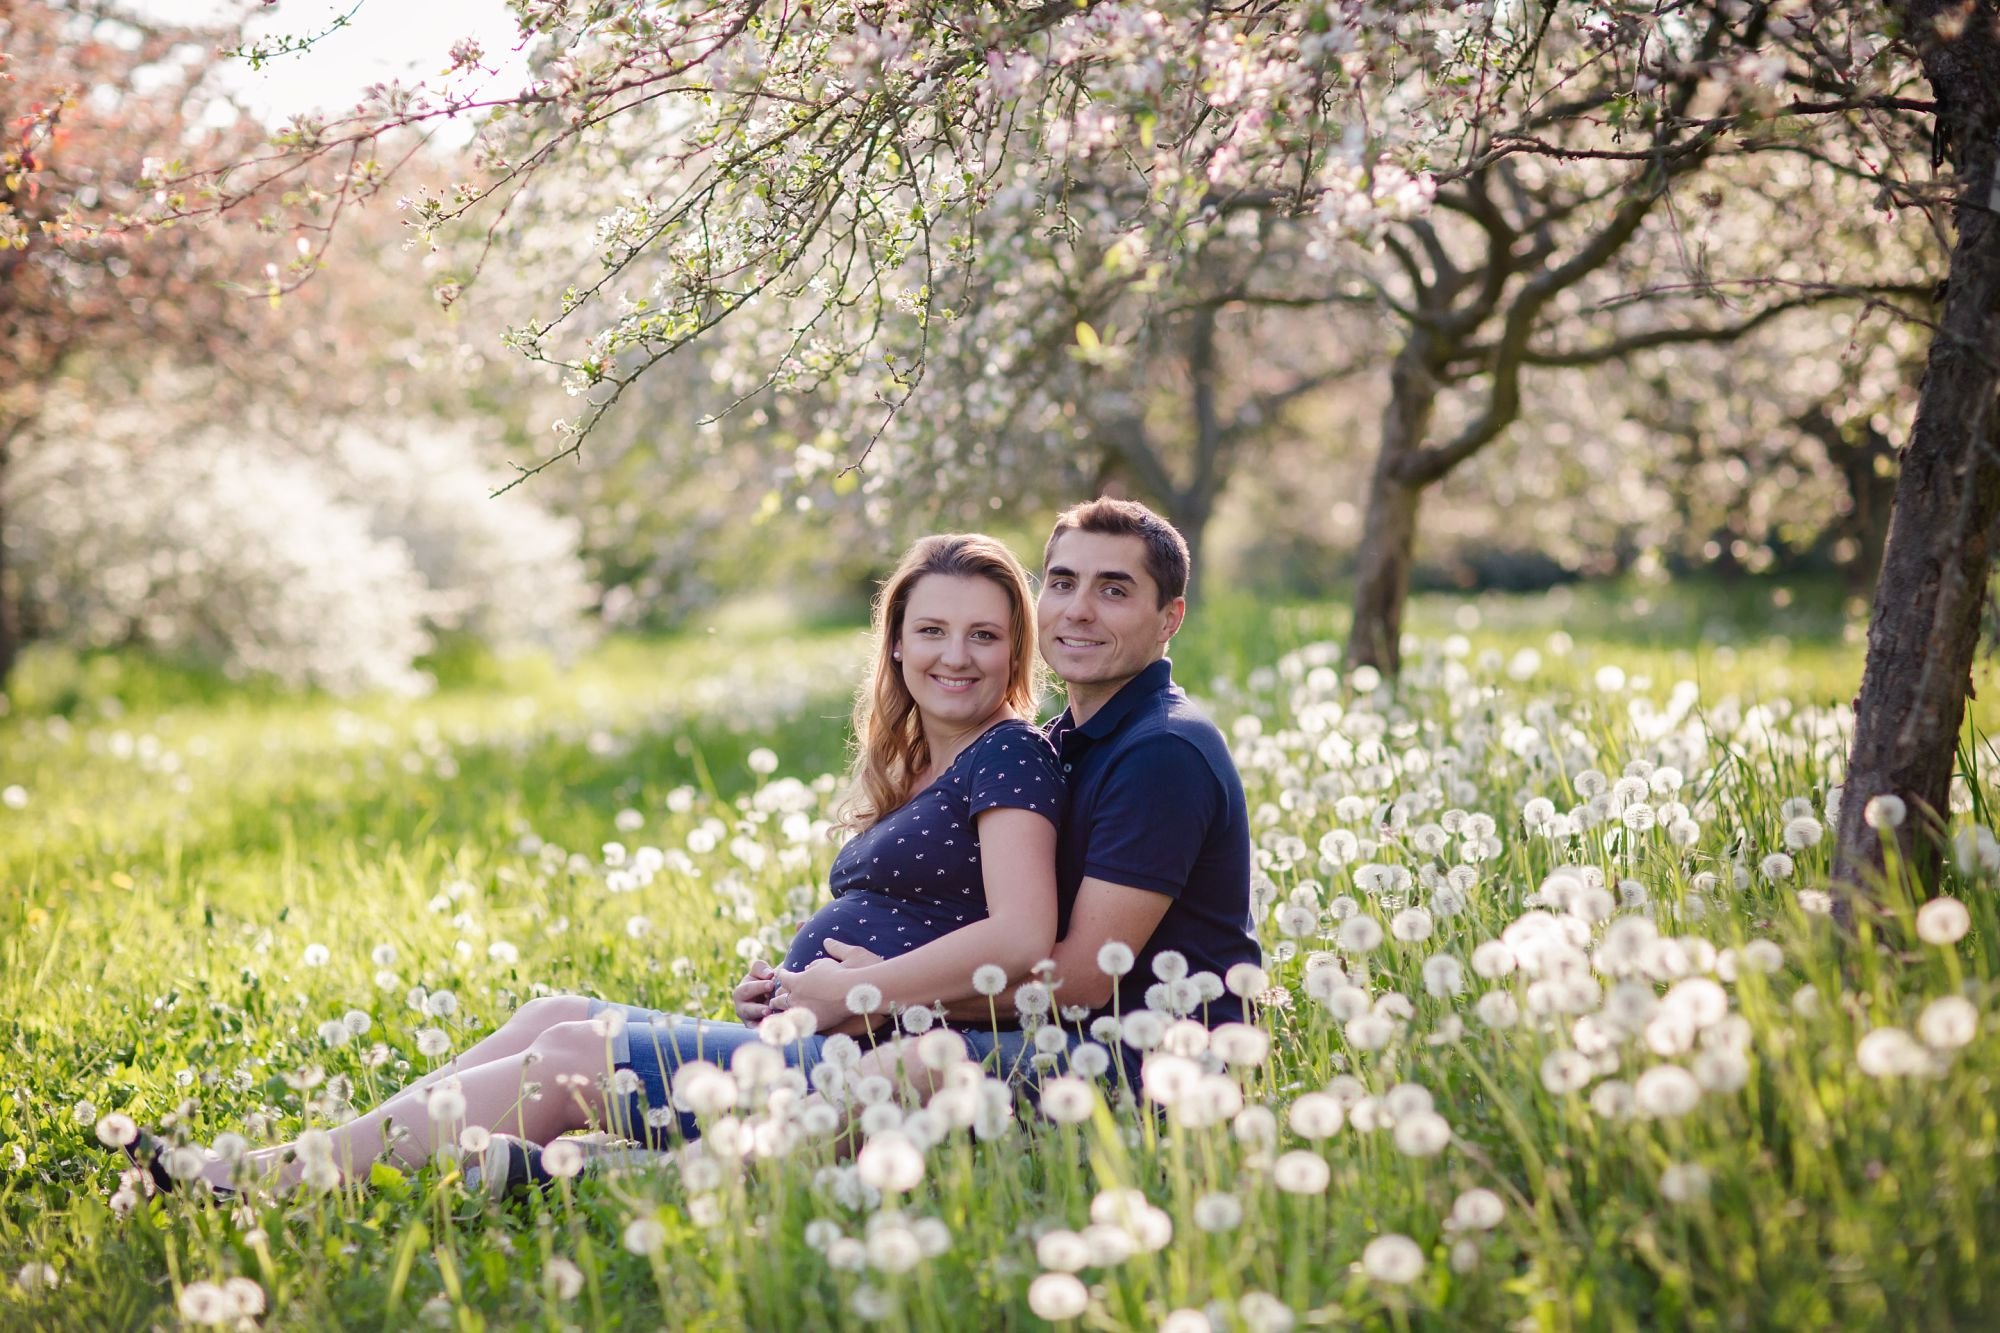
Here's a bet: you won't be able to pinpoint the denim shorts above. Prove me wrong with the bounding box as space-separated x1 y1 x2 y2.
957 1024 1144 1096
585 1002 827 1148
586 1003 1139 1145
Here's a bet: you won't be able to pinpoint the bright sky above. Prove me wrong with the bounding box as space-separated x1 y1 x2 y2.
134 0 532 124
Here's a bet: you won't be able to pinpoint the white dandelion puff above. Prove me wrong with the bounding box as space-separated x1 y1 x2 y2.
1361 1233 1426 1284
1916 897 1971 946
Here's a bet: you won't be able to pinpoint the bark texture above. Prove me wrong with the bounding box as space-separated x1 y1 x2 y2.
1833 0 2000 894
1348 348 1440 674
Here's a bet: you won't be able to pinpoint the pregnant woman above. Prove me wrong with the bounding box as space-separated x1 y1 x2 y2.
127 532 1063 1197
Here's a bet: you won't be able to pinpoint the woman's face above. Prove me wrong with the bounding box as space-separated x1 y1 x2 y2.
897 573 1017 734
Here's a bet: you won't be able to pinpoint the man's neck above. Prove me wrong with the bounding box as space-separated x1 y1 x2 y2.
1063 660 1162 728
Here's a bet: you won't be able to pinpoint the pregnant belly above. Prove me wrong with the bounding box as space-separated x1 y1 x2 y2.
780 892 945 973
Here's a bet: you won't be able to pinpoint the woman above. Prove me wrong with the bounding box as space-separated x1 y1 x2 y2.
129 533 1063 1196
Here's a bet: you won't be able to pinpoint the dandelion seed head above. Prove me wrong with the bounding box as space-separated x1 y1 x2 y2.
1027 1272 1089 1320
1916 896 1972 946
1361 1233 1425 1284
1659 1162 1711 1204
1918 995 1978 1050
541 1139 583 1179
1272 1149 1331 1194
1448 1187 1506 1231
1862 794 1907 829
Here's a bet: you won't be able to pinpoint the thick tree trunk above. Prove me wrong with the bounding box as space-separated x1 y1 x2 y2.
1346 350 1439 675
1833 4 2000 897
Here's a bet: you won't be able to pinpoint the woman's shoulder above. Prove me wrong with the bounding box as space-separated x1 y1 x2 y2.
965 717 1062 783
971 716 1056 757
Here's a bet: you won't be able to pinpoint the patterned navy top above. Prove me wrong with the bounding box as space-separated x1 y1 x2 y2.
780 718 1065 971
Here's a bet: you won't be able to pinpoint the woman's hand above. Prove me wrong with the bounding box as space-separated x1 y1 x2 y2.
774 948 887 1034
732 959 778 1023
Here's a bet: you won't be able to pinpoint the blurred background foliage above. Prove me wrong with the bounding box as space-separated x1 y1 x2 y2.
0 0 1968 707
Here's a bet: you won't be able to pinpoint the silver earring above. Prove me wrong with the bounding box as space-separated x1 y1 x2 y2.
892 650 902 661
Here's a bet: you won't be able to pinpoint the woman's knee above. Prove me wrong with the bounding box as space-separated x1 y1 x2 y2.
525 1019 617 1072
509 994 593 1035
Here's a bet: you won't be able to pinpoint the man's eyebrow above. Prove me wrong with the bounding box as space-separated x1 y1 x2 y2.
1045 564 1135 584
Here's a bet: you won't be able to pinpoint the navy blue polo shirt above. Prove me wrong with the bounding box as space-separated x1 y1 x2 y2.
1046 658 1258 1024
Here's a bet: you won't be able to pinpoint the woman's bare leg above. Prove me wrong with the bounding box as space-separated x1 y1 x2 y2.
207 1017 620 1190
413 994 594 1088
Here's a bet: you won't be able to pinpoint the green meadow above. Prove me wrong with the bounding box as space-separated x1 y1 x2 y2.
4 583 1998 1331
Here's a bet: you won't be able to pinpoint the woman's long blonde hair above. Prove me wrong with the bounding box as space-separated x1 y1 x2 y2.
840 534 1043 830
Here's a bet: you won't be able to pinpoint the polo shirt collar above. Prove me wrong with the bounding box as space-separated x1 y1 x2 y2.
1066 657 1176 741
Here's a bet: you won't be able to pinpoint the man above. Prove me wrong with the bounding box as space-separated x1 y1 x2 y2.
772 497 1260 1079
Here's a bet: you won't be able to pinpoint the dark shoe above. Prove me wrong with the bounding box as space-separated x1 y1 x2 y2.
120 1129 235 1201
470 1134 551 1198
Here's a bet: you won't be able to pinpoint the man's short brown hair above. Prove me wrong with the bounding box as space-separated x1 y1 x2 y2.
1044 497 1190 607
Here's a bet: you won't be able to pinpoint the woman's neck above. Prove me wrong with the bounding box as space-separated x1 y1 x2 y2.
918 706 1014 784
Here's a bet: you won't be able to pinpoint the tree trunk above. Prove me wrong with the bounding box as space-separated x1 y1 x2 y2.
1833 4 2000 898
1801 408 1899 597
1346 349 1439 675
1171 485 1214 598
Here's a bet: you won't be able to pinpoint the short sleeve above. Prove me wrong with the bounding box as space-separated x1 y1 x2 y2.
967 721 1065 825
1079 735 1221 898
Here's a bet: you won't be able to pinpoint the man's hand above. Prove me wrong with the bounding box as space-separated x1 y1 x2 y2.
775 947 887 1035
732 959 778 1023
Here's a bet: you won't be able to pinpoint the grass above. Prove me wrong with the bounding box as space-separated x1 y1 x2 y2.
2 583 1997 1330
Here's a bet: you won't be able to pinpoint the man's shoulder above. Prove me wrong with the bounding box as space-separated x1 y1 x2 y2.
1106 696 1245 798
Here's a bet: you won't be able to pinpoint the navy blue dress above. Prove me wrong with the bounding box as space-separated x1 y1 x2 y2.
780 719 1064 971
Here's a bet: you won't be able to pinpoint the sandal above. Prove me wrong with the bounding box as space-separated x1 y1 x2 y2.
467 1134 552 1198
120 1129 236 1201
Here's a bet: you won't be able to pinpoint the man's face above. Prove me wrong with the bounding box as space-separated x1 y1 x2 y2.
1037 529 1185 694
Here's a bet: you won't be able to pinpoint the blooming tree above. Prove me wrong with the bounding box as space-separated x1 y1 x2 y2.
107 0 1997 887
0 0 264 681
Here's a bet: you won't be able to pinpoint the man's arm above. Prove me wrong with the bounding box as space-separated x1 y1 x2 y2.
938 876 1172 1021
